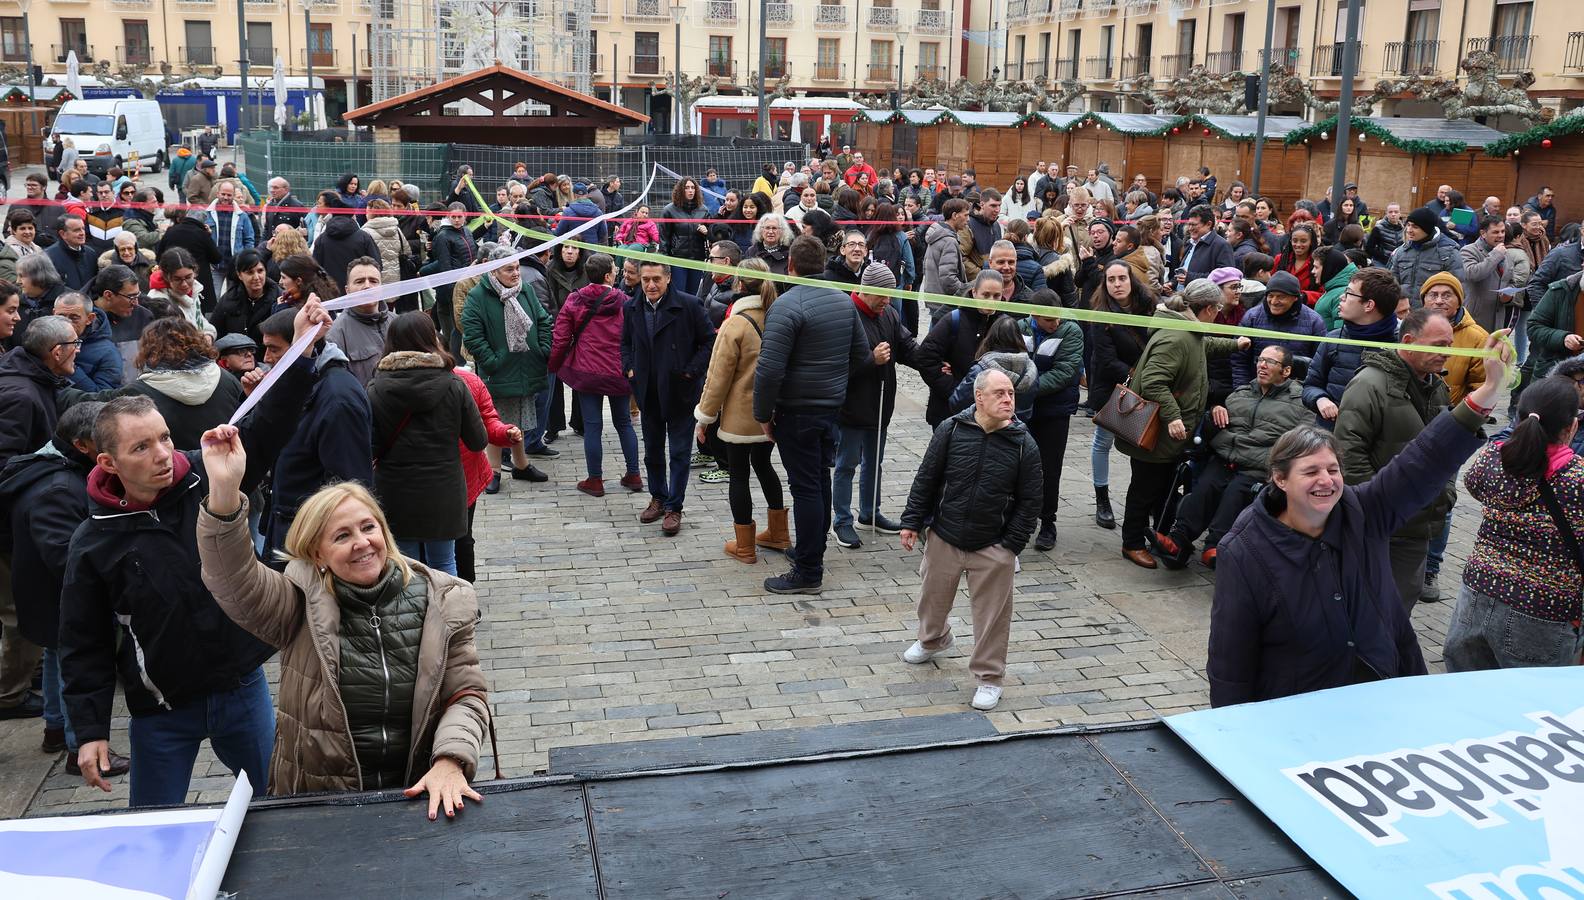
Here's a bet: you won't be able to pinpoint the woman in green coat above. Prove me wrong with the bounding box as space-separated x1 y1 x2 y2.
461 245 553 490
1116 279 1246 569
1313 253 1359 332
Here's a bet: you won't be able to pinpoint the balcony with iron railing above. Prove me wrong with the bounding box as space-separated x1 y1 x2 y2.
765 2 794 27
244 0 281 9
1051 57 1078 80
181 45 216 66
590 0 609 20
867 61 897 82
1085 56 1115 79
244 46 276 68
116 44 153 66
1120 54 1150 79
587 53 604 74
302 0 340 9
0 42 27 63
109 0 155 8
52 44 94 64
1158 52 1193 78
915 8 950 33
1008 0 1030 24
1005 61 1023 81
172 0 215 7
1022 57 1048 79
1057 0 1082 15
1124 0 1158 12
813 61 845 81
1258 46 1301 70
625 0 671 22
1567 32 1584 74
1312 43 1365 77
1084 0 1117 16
917 63 947 80
868 6 900 29
300 48 338 68
1385 40 1440 75
702 0 737 25
708 57 737 79
814 4 848 29
1029 0 1055 20
630 53 665 76
1205 49 1243 74
764 57 788 78
1466 34 1533 74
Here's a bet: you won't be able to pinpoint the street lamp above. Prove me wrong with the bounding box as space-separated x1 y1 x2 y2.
300 0 316 130
17 0 37 150
669 0 685 134
893 26 907 111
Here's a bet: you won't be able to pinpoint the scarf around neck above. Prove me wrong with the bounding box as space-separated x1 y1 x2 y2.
491 273 532 353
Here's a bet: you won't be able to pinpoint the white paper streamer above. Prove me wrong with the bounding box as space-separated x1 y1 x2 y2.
225 167 659 425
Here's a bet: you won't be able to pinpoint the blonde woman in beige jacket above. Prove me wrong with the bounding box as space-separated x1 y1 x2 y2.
195 424 491 820
693 258 788 563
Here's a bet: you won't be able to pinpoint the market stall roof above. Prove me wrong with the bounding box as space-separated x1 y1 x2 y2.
1197 114 1308 140
345 63 647 129
1286 116 1509 154
1486 109 1584 157
850 108 1023 127
694 95 866 111
0 84 74 103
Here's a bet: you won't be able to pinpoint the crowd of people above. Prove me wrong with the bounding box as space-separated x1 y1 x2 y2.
0 137 1577 809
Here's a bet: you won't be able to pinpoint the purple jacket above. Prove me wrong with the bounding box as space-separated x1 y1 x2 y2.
1207 402 1486 707
549 283 629 396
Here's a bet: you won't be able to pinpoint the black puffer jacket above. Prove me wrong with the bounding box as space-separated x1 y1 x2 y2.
841 304 920 429
312 215 381 292
752 283 869 421
366 351 487 542
658 201 708 260
916 307 1009 427
1088 302 1151 412
900 407 1043 554
335 566 426 790
59 356 314 741
211 278 283 345
0 438 92 647
0 346 65 467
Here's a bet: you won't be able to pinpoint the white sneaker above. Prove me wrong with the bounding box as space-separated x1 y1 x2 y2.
902 634 954 664
971 684 1003 710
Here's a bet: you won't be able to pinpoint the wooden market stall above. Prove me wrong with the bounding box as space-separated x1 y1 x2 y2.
1284 116 1514 215
0 85 72 166
1486 110 1584 230
853 109 1028 189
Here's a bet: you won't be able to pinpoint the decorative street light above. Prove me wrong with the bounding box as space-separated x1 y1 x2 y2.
669 0 686 134
893 25 907 111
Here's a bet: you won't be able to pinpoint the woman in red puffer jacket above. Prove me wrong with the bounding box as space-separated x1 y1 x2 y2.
454 365 521 583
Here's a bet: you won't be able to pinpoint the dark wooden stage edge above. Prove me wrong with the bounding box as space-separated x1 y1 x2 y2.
222 718 1353 899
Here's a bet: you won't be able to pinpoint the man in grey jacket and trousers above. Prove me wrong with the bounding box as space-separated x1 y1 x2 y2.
753 234 870 595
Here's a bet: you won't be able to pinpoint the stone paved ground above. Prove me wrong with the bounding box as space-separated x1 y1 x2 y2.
7 364 1484 817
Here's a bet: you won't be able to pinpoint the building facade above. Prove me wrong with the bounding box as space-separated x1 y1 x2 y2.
1002 0 1584 119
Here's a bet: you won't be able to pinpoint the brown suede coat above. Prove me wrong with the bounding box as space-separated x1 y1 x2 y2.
197 499 489 795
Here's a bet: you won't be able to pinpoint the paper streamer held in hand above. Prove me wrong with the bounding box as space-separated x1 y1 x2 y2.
226 167 660 426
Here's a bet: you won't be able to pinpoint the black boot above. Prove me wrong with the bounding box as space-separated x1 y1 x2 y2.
1094 486 1116 530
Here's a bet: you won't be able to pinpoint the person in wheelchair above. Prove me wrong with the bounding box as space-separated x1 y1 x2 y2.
1155 345 1309 569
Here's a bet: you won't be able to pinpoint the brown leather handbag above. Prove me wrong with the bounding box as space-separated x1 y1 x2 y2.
1095 382 1162 451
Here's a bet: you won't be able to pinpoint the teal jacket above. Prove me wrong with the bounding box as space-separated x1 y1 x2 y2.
461 276 553 399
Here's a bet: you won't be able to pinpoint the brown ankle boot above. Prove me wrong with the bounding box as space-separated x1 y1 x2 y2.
756 507 791 551
725 522 758 563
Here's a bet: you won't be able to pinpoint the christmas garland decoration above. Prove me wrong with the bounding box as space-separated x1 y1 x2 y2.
1485 111 1584 158
1284 116 1470 155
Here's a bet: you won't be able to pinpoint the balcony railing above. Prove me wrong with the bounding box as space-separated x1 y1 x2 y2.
1058 0 1082 14
1205 49 1243 74
1029 0 1055 20
110 0 154 7
1023 57 1048 79
916 63 946 80
117 44 153 66
1120 54 1150 79
0 42 27 63
245 47 276 68
300 48 338 68
1159 52 1193 78
1258 47 1301 70
708 57 736 79
181 45 216 66
1051 57 1078 80
867 61 895 82
813 62 845 81
1312 43 1364 77
587 53 605 73
1567 32 1584 74
1007 0 1030 24
1005 61 1023 81
303 0 340 9
1125 0 1158 12
625 0 670 22
1084 56 1115 79
630 53 665 76
172 0 215 7
765 2 794 27
1085 0 1117 16
1467 34 1533 74
814 5 847 29
1385 40 1440 76
702 0 737 25
915 8 950 33
868 6 899 28
52 44 94 64
590 0 609 21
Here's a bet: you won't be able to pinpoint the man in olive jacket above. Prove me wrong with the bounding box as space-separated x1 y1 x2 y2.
1334 308 1457 611
898 370 1042 712
1158 344 1308 569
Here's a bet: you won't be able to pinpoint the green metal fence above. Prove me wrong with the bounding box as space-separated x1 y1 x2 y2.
236 134 453 200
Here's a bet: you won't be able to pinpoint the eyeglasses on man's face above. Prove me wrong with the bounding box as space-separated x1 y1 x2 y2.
55 339 84 350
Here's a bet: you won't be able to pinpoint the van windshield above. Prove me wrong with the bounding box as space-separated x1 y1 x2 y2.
54 114 115 135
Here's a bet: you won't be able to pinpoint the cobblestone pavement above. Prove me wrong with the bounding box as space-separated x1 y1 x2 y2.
9 364 1479 817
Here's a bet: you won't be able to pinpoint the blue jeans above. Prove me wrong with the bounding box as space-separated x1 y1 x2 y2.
398 539 458 576
127 666 273 807
525 375 557 450
578 391 640 479
41 649 78 752
672 265 704 299
832 425 881 529
775 410 838 578
1426 505 1455 575
1512 307 1530 365
1091 426 1115 487
1444 583 1584 671
642 407 694 511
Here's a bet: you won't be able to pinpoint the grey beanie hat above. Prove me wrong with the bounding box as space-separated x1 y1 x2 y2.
860 262 897 290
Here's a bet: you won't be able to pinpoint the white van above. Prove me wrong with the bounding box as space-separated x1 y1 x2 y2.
47 98 168 175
